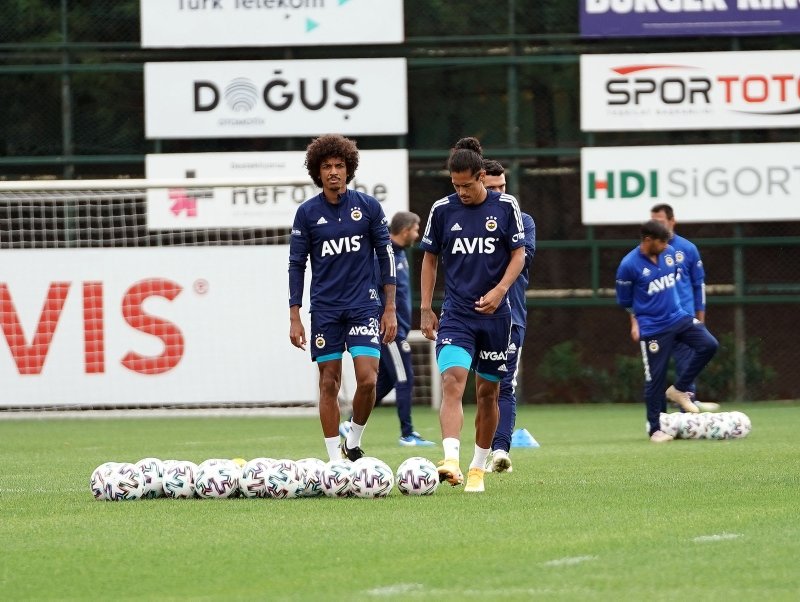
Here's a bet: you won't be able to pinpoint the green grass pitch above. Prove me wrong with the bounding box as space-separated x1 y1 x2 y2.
1 402 798 601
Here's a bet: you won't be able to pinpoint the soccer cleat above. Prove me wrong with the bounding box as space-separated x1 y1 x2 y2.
464 468 485 493
665 385 699 413
341 441 365 462
436 459 464 486
399 432 436 447
338 420 352 438
650 430 674 443
694 400 721 412
491 449 513 473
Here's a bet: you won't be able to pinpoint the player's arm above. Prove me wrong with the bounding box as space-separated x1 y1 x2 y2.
288 213 309 350
370 204 397 343
689 246 707 322
420 251 439 341
615 263 638 342
476 246 525 314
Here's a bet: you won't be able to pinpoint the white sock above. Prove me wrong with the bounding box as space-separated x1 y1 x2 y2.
470 445 491 470
324 436 341 462
346 421 366 449
443 437 460 463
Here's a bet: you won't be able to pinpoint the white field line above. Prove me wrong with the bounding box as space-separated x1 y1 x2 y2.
366 584 593 597
692 533 743 543
542 555 598 567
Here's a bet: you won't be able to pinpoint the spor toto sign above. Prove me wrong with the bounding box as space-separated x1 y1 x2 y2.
581 142 800 225
144 59 407 138
581 50 800 131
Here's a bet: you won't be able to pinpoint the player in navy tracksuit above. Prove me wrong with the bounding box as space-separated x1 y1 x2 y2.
482 159 536 473
420 137 526 492
288 134 397 462
374 212 436 447
650 203 720 412
615 219 718 442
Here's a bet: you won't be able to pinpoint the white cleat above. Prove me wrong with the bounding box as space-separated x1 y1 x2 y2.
665 386 699 413
491 449 513 473
650 430 674 443
694 400 721 412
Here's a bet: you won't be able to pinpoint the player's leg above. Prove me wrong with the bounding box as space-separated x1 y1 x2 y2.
673 319 718 396
375 342 397 406
641 333 674 441
310 310 347 461
673 340 719 412
489 325 523 473
393 339 435 446
341 307 382 461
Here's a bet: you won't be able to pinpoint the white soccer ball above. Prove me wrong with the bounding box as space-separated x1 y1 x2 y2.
239 459 273 498
195 462 239 499
162 461 198 499
296 458 326 498
104 462 146 501
89 462 119 500
320 459 354 498
264 459 304 499
136 457 165 498
705 412 733 440
658 413 682 438
678 413 707 439
727 411 752 438
395 457 439 496
350 457 394 499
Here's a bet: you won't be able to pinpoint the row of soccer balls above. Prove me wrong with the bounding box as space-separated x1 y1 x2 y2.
91 456 440 501
656 411 752 440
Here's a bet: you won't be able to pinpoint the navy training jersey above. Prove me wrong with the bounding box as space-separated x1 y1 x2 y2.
615 244 690 337
419 190 525 317
288 189 396 312
375 241 411 340
669 233 706 315
509 212 536 328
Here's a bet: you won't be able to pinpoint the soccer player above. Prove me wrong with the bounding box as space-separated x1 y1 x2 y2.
375 211 436 447
649 203 720 412
615 220 719 443
288 134 397 462
482 159 536 474
420 137 526 492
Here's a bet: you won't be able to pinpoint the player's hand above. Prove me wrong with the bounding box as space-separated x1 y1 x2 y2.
630 320 640 343
420 308 438 341
380 305 397 344
289 318 306 350
475 287 504 314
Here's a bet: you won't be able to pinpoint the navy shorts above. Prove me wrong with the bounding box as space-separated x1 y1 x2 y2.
310 306 382 362
435 309 512 380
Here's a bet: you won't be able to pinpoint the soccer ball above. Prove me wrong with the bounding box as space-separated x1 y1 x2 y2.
728 411 752 438
163 461 198 499
136 457 165 498
238 459 272 498
263 459 304 499
296 458 326 498
705 412 733 440
320 459 354 498
658 413 682 438
678 413 707 439
395 457 439 496
195 462 239 499
104 462 146 501
90 462 119 500
350 457 394 499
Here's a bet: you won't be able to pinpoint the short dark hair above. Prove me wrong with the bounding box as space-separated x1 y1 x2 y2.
447 137 483 177
650 203 675 220
304 134 359 188
482 159 504 177
390 211 420 235
641 219 670 242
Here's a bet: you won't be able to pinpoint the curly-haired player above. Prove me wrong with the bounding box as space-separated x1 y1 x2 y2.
289 134 397 462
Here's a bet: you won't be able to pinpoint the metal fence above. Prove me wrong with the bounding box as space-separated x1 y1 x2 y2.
2 0 799 402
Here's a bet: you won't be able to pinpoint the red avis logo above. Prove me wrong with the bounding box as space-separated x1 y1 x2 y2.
0 279 184 376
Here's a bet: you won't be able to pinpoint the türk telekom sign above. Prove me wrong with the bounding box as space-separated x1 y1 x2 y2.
581 50 800 131
580 0 800 37
140 0 404 48
145 149 409 229
0 246 319 406
144 59 407 138
581 142 800 225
